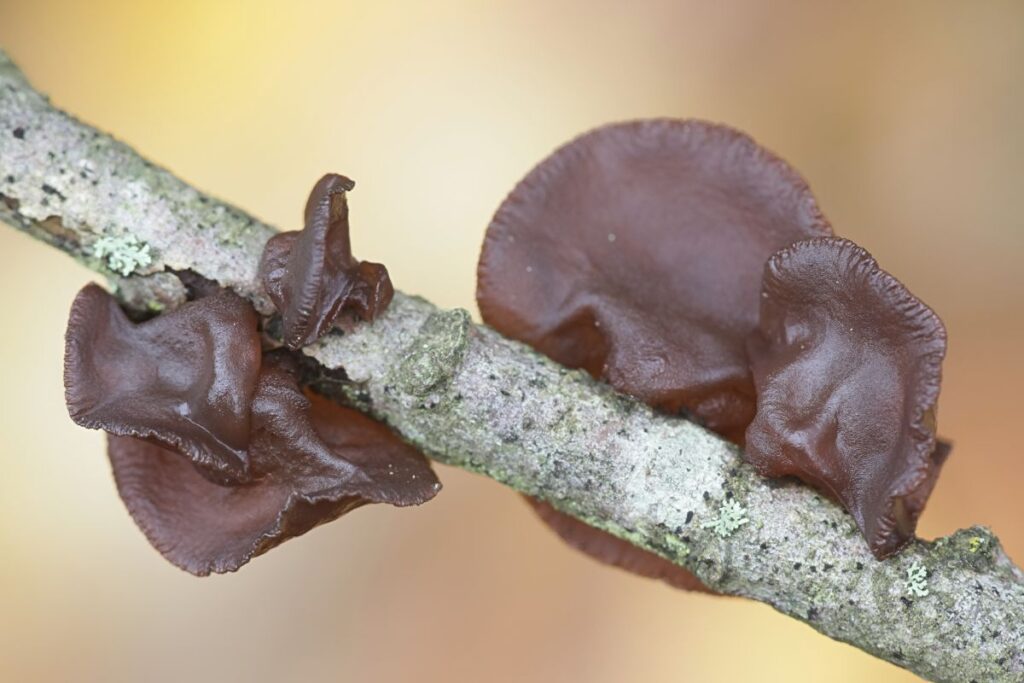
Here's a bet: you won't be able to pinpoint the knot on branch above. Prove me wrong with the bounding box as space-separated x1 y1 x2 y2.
393 308 471 396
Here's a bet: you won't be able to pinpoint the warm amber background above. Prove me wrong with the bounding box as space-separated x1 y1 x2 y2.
1 2 1022 681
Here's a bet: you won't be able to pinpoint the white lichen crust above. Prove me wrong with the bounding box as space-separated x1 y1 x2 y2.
1 48 1022 682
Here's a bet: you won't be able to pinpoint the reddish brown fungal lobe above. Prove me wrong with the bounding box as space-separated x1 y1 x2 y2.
260 173 394 349
64 284 261 482
108 355 440 575
477 119 830 440
477 119 830 588
744 237 948 559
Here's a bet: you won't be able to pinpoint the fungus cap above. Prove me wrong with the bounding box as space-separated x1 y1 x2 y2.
744 237 948 558
477 119 830 439
477 119 831 586
64 284 261 481
108 355 440 575
261 174 394 349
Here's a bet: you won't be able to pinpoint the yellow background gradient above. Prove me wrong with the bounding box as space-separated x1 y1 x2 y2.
1 2 1022 681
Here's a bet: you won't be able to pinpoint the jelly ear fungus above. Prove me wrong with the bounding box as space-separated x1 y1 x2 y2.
477 119 832 588
477 119 831 441
260 173 393 349
65 285 437 575
64 283 261 482
744 237 948 558
107 355 438 575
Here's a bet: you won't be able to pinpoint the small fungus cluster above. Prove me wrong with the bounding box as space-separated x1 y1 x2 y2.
477 120 949 588
64 174 438 575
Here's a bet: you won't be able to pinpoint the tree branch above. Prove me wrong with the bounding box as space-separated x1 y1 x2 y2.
1 48 1020 683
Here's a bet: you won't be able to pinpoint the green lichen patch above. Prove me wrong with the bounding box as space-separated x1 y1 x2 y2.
394 308 471 396
905 561 929 598
702 498 749 538
929 526 1001 573
661 532 692 561
92 233 152 276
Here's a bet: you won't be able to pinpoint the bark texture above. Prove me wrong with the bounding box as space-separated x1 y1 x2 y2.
1 48 1021 682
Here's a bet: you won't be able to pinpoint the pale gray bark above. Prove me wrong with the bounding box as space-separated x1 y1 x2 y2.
1 48 1021 682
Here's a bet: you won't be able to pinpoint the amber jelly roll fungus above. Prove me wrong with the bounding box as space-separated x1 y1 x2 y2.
744 237 948 559
477 119 831 589
65 286 438 575
260 173 394 350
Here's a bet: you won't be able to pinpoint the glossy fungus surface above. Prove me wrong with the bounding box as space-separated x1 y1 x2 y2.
478 119 830 439
744 237 948 558
477 119 831 587
261 174 394 349
108 355 440 575
64 284 261 481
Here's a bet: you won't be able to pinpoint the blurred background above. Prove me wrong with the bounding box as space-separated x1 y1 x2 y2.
0 2 1021 681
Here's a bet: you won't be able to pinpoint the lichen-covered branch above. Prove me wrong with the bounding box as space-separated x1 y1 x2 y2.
1 48 1021 683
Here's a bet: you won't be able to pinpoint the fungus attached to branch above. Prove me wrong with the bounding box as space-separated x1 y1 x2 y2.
64 282 438 574
107 355 439 575
64 283 261 481
477 119 831 588
478 119 830 440
744 237 948 558
260 174 394 349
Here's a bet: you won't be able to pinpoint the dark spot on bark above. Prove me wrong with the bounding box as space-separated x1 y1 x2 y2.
12 127 25 139
41 184 66 200
794 562 802 570
702 491 710 501
685 510 694 524
900 597 913 608
4 175 13 183
760 542 769 550
823 563 834 571
807 607 819 621
856 562 865 570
